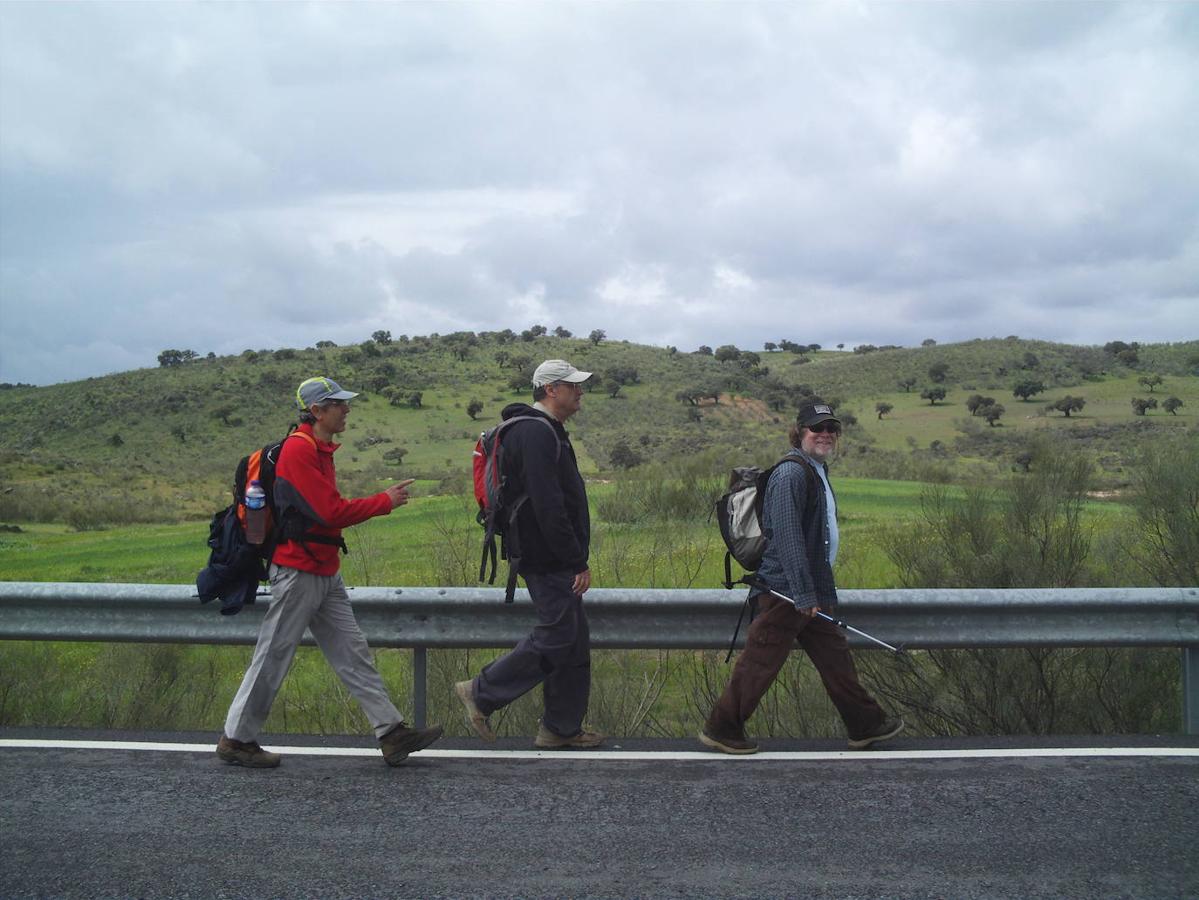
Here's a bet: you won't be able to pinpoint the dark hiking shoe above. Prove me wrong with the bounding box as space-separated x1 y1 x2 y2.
379 722 444 766
699 727 759 755
455 680 496 742
847 717 905 750
216 735 281 768
534 722 605 749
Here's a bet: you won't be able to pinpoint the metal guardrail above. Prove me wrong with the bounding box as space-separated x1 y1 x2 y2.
1 582 1196 733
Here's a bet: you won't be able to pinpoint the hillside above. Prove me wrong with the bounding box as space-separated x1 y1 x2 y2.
0 333 1195 526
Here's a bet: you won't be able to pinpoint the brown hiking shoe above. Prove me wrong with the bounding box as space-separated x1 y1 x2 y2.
534 722 605 750
699 726 759 755
216 735 281 768
379 722 444 766
454 680 496 742
847 716 905 750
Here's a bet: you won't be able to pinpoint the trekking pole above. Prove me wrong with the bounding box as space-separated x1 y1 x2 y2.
742 578 905 655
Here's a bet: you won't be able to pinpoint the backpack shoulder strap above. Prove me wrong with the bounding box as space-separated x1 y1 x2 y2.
497 415 561 462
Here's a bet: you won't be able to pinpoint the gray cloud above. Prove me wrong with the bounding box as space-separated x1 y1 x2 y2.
1 2 1196 384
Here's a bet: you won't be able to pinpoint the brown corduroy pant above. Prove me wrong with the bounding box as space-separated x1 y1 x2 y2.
707 593 887 741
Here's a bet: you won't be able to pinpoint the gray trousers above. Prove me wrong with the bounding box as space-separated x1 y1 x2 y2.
473 570 591 737
223 564 404 742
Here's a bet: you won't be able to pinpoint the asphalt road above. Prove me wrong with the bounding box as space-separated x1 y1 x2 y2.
2 730 1197 899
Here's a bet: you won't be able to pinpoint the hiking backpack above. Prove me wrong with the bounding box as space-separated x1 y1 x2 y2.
714 455 816 659
473 416 559 602
223 429 346 567
716 456 819 589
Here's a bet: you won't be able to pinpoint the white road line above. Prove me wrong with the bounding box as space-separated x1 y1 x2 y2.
1 739 1197 761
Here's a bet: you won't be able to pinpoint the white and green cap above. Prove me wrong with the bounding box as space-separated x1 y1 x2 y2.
296 376 358 411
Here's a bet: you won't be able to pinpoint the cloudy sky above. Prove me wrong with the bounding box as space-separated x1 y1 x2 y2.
1 2 1197 385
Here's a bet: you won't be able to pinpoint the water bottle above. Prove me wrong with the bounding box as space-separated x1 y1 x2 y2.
244 480 268 545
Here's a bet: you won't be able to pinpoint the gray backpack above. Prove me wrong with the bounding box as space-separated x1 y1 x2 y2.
716 456 817 588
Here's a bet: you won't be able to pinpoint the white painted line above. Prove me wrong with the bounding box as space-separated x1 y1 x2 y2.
1 739 1197 761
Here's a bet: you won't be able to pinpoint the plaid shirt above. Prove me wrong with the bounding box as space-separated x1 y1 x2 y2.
752 450 838 610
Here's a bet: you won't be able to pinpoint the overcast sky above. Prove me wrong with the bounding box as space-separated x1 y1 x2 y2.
1 2 1196 385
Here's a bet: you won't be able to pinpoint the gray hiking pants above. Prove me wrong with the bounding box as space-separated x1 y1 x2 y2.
472 570 592 737
223 564 404 742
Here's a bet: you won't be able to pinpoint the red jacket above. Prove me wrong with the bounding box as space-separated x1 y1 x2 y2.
271 423 392 575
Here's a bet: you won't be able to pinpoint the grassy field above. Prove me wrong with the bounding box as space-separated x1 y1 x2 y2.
0 476 1135 589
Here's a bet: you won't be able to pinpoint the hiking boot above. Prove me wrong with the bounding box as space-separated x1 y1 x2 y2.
699 726 759 755
534 722 605 750
847 716 905 750
379 721 444 766
454 680 496 742
216 735 281 768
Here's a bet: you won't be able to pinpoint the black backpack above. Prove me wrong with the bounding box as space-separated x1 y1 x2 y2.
473 416 559 602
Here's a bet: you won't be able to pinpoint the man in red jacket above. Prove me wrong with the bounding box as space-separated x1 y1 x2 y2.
217 376 443 768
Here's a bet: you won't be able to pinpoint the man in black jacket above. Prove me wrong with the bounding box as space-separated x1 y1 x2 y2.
455 359 604 749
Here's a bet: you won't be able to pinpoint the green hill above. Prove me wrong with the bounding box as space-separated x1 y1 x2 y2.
0 332 1195 526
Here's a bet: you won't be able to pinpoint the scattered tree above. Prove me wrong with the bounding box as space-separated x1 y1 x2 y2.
714 344 741 363
382 447 409 465
928 362 950 383
898 377 917 393
1116 349 1140 367
588 329 606 345
407 392 423 409
764 341 778 352
157 349 198 367
920 386 947 405
108 432 124 447
1048 396 1086 417
966 394 996 416
1022 352 1040 369
1013 380 1046 401
1137 374 1164 393
316 340 338 348
211 406 235 427
553 326 572 338
466 400 484 420
695 345 713 356
875 402 893 420
1131 397 1158 416
371 330 392 345
1163 397 1183 416
921 338 937 347
608 439 644 470
603 366 640 399
980 403 1005 427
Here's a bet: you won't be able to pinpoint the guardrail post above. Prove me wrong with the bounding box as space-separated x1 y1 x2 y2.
1184 647 1198 736
413 646 427 729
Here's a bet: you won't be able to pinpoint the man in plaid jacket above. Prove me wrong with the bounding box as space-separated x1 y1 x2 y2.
701 402 904 754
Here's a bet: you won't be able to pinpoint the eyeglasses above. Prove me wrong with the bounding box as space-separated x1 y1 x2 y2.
806 423 841 435
322 399 350 409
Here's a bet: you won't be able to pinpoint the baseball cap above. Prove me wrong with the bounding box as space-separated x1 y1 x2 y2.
296 376 358 411
797 402 840 428
532 359 593 388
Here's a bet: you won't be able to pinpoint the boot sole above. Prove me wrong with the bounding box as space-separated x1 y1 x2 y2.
533 738 605 750
383 725 445 766
698 731 759 755
216 749 281 768
847 720 905 750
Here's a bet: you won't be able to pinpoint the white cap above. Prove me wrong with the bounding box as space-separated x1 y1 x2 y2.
532 359 592 388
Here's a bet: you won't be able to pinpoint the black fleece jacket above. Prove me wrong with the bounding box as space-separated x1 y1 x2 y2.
498 402 590 575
